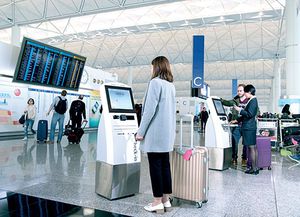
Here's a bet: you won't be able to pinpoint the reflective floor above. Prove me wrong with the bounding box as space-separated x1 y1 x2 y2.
0 130 300 217
0 192 129 217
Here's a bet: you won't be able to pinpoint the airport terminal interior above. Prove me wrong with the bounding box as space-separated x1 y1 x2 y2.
1 0 300 217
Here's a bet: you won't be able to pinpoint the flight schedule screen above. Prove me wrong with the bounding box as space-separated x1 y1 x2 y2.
13 37 86 91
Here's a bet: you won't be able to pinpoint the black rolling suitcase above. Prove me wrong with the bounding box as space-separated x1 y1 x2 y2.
67 121 87 144
37 120 48 143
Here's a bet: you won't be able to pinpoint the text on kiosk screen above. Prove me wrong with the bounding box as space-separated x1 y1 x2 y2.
108 88 133 110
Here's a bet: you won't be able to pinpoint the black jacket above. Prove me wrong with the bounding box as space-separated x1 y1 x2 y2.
200 111 209 122
238 97 258 130
69 100 86 119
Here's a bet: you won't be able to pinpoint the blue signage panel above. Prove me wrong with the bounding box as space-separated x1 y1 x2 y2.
232 79 237 98
192 35 205 88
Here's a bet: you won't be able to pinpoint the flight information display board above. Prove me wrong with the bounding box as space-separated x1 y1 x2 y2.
13 37 86 91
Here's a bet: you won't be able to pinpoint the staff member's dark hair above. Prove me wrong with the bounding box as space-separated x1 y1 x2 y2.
151 56 173 82
244 84 256 95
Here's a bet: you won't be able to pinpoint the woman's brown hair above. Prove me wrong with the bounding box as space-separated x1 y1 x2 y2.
151 56 173 82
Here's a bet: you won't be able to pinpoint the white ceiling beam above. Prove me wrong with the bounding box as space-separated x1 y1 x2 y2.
0 0 184 29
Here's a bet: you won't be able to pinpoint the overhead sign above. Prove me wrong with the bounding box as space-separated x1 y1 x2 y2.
192 35 205 88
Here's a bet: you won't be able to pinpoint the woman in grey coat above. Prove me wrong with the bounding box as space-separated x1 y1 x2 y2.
135 56 176 213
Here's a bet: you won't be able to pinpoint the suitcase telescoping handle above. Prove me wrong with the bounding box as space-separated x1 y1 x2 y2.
82 120 88 129
180 114 194 149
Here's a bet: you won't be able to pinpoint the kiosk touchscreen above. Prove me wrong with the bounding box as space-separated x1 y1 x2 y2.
106 86 134 112
212 98 226 116
95 83 140 200
205 97 232 170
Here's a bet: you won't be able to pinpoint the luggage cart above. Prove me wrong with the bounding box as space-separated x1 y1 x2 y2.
279 118 300 148
257 118 279 150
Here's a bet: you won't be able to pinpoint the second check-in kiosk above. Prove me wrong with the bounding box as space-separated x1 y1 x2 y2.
205 97 232 170
95 82 140 200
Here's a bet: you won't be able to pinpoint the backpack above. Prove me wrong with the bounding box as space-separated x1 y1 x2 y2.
55 96 67 114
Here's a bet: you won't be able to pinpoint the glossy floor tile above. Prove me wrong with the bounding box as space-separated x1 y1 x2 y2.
0 191 130 217
0 130 300 216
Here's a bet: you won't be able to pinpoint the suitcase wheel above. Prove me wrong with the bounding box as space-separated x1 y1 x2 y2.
196 202 202 208
268 166 272 170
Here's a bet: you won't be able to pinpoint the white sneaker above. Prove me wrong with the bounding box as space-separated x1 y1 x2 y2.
163 200 172 208
144 203 164 213
22 137 28 141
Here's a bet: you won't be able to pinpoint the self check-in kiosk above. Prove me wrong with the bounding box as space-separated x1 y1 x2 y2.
95 82 140 200
205 97 233 170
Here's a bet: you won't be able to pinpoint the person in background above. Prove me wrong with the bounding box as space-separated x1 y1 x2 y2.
47 90 68 144
200 106 209 132
281 104 291 117
69 95 87 129
135 56 176 214
221 84 248 166
233 84 259 175
23 98 36 140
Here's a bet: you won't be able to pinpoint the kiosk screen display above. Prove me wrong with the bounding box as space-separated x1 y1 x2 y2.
105 85 135 113
212 98 226 116
13 37 86 91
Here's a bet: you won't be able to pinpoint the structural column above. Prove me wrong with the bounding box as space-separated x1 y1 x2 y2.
232 79 237 98
127 65 132 87
285 0 300 112
272 59 281 113
11 25 21 46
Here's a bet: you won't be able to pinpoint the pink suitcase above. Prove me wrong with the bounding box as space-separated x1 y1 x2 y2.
170 114 209 208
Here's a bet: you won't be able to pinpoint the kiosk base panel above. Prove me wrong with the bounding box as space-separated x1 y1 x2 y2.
95 161 140 200
208 147 232 170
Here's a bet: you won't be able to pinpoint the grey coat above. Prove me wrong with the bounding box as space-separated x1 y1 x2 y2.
137 77 176 153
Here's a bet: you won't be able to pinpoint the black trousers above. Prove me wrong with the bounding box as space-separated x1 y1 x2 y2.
71 116 82 129
147 152 172 197
201 120 207 131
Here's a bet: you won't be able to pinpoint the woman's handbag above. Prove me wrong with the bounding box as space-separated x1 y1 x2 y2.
19 114 26 124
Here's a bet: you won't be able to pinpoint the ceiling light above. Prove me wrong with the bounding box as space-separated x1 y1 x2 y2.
213 16 235 23
67 37 75 42
119 28 132 34
179 20 200 26
250 12 274 19
147 24 166 30
95 31 104 36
